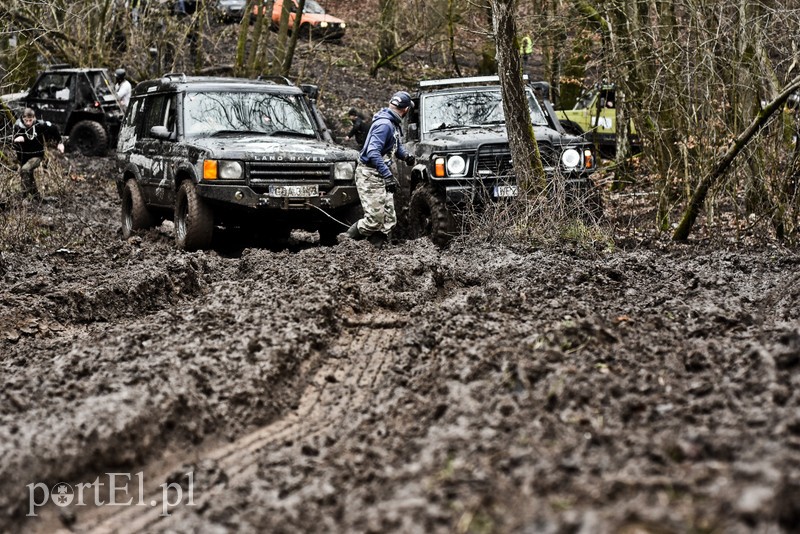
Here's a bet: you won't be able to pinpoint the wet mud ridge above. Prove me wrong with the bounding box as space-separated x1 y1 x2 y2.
85 311 406 533
3 235 800 532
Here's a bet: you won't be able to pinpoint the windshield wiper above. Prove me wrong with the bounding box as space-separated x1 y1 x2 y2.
268 129 316 138
430 122 476 131
209 129 268 136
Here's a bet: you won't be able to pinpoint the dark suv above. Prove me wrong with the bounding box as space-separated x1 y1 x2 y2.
2 67 123 156
397 76 597 247
115 74 361 250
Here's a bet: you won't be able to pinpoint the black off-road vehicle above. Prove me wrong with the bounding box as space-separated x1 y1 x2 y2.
2 67 124 156
397 76 598 247
115 74 361 250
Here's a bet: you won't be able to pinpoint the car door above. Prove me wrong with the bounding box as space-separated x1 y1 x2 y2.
136 94 167 204
137 93 181 207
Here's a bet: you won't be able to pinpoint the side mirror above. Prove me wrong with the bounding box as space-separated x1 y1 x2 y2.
300 84 319 100
150 125 172 140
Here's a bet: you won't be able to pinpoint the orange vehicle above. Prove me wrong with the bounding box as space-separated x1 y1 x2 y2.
253 0 346 40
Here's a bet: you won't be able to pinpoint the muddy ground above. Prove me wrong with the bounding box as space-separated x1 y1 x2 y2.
1 152 800 534
2 14 800 532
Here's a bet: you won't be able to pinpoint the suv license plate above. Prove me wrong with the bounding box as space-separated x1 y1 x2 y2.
494 185 518 198
268 185 319 198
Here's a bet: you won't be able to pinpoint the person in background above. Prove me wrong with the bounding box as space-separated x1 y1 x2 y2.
345 91 415 247
115 69 132 112
520 34 533 66
345 108 370 150
12 108 64 201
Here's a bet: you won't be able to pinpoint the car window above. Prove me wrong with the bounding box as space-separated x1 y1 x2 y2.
31 73 73 100
182 90 317 137
422 88 548 133
304 0 325 14
141 95 168 138
118 98 142 151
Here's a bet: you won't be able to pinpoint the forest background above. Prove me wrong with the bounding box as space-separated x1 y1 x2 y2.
1 0 799 244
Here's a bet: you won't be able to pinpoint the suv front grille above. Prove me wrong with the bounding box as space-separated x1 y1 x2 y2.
475 142 559 178
247 161 334 193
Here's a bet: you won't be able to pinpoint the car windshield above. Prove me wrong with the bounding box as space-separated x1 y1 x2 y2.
574 90 596 110
88 71 115 98
183 91 317 137
422 88 549 134
303 0 325 14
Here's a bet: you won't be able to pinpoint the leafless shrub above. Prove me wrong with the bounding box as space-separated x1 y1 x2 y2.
0 153 79 252
464 173 613 250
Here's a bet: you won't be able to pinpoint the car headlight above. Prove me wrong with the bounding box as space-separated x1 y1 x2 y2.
334 161 356 181
560 148 581 169
340 22 346 28
203 160 242 180
320 21 329 28
446 155 467 176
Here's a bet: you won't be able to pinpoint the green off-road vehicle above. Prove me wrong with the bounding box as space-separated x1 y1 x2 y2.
556 83 640 159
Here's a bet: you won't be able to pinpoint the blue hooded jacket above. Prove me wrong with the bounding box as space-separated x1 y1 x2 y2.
359 108 410 179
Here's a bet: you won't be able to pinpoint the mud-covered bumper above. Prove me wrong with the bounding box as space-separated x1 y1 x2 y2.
438 175 591 204
197 183 359 210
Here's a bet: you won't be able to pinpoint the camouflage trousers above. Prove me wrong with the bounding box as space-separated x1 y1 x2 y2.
355 164 396 235
20 157 42 198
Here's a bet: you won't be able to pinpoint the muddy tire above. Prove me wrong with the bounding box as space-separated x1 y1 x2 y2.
175 180 214 250
408 185 456 248
121 179 153 239
69 120 108 156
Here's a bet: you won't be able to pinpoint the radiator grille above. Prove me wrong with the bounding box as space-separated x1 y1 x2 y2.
474 142 559 178
247 161 333 193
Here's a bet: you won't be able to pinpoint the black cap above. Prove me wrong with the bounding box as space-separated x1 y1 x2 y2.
389 91 414 110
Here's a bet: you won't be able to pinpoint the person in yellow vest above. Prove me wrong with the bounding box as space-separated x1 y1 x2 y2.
520 35 533 66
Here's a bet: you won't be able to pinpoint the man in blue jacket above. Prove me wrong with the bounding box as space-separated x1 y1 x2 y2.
346 91 415 247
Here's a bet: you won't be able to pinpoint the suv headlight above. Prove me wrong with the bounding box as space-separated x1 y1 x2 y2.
560 148 581 169
334 161 356 181
434 155 468 177
203 160 243 180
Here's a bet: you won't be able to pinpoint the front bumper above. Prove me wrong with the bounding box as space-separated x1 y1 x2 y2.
436 175 591 205
197 182 359 211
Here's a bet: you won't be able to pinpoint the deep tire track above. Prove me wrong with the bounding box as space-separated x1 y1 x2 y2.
82 311 404 533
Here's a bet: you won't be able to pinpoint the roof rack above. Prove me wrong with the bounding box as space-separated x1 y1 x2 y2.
418 74 529 89
47 63 71 70
161 72 187 82
256 75 293 85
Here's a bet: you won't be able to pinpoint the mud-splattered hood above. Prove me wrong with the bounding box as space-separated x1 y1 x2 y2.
188 135 358 162
419 124 585 152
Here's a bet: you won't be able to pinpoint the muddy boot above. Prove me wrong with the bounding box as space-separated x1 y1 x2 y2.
368 232 387 248
20 170 41 201
345 222 366 240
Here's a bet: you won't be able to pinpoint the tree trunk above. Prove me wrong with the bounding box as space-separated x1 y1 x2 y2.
378 0 397 64
491 0 545 193
282 0 306 75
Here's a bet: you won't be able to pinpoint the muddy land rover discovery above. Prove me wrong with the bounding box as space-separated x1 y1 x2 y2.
115 74 361 249
397 76 597 247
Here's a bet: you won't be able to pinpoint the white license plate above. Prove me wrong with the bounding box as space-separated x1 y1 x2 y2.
268 185 319 198
494 185 518 198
